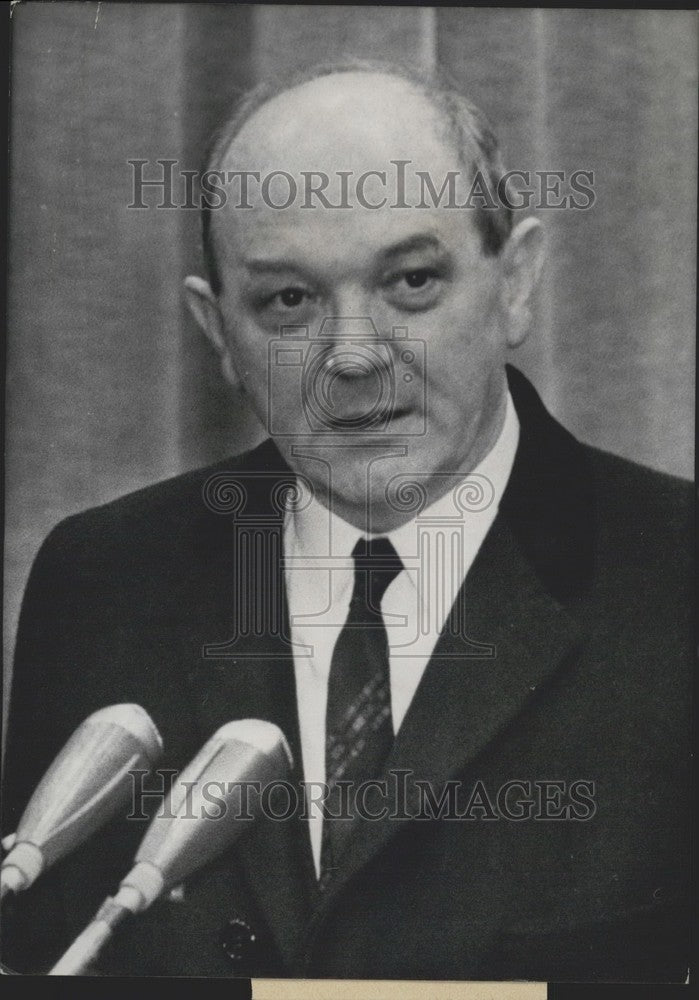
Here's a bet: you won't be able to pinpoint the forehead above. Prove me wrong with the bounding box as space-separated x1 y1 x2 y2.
213 72 482 270
226 72 455 173
225 207 482 280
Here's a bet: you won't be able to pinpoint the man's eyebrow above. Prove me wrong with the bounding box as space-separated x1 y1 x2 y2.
242 234 445 274
243 259 307 275
379 234 444 259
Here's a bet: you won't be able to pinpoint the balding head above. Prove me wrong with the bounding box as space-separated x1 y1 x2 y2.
228 71 445 175
201 59 513 295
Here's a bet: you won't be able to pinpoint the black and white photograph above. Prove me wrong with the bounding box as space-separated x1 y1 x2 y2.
1 4 695 989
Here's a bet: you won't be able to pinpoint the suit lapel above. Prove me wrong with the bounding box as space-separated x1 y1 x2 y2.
313 364 596 909
316 513 585 906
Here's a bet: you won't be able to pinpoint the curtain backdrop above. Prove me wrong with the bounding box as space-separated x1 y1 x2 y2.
5 4 696 706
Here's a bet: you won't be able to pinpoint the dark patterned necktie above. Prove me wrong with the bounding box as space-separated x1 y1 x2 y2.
320 536 403 888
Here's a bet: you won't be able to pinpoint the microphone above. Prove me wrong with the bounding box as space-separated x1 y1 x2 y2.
1 704 163 900
49 719 292 975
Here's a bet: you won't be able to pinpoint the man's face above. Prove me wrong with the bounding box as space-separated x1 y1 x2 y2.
192 73 531 531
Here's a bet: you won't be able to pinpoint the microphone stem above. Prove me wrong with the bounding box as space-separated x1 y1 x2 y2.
49 896 132 975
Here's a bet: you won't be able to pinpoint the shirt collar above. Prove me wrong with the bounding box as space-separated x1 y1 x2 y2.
388 390 519 584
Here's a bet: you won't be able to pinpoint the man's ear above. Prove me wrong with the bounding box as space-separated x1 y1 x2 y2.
183 275 240 389
500 217 545 348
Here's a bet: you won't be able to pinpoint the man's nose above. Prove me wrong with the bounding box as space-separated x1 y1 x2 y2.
312 286 393 380
318 292 380 342
329 286 373 325
318 315 380 342
320 285 383 342
316 313 387 381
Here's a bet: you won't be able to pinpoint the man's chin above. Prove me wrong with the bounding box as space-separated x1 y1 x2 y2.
274 434 445 522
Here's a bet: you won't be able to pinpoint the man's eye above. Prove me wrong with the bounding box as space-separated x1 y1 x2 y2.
391 268 440 293
276 287 308 308
403 269 433 289
387 268 441 296
383 266 443 311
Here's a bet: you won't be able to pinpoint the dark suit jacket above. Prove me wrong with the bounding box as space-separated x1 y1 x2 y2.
1 367 692 981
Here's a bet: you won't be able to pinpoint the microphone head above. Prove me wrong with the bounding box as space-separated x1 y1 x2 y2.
86 704 163 765
120 719 293 910
1 704 163 892
211 719 293 770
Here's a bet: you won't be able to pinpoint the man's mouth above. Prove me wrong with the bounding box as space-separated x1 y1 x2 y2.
314 405 412 431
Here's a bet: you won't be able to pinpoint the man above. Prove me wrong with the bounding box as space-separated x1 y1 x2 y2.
2 61 691 981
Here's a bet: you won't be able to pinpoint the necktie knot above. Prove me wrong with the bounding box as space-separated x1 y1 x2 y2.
351 536 403 610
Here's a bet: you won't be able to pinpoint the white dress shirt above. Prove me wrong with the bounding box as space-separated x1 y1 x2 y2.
283 392 520 876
